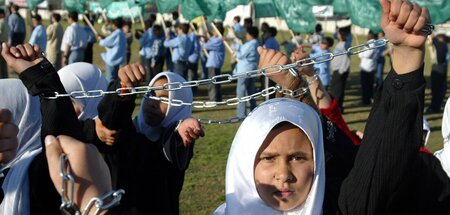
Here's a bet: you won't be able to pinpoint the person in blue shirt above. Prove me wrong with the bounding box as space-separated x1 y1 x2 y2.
375 31 386 88
188 23 201 94
233 26 259 119
99 18 126 82
310 37 334 90
29 14 47 53
164 21 176 73
263 27 280 51
164 23 192 79
148 25 165 79
203 22 225 102
138 22 155 80
82 16 97 64
7 4 25 46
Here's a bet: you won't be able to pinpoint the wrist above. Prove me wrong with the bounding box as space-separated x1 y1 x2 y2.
391 45 424 75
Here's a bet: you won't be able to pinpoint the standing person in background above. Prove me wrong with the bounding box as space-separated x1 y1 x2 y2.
171 11 180 31
309 23 324 45
122 20 133 65
82 16 97 64
29 14 47 53
283 32 302 57
164 21 177 72
147 25 165 80
227 16 244 72
137 16 156 78
259 22 269 45
262 26 280 94
98 18 126 82
0 9 9 78
330 28 351 112
7 4 26 47
375 31 386 88
203 22 225 102
358 31 378 105
46 13 63 70
187 23 200 94
164 23 192 79
61 11 87 66
233 26 259 119
426 32 449 114
310 37 334 90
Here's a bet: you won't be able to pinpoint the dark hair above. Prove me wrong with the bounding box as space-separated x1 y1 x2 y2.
113 18 124 29
124 20 132 28
214 22 224 35
147 13 157 27
153 25 163 36
32 14 42 22
165 21 172 28
246 26 259 39
68 11 78 22
261 22 269 29
234 16 241 23
368 30 377 39
244 17 253 27
322 36 334 47
0 9 4 15
338 28 348 41
268 27 277 37
52 13 61 22
172 11 179 19
315 24 322 33
178 23 189 34
11 4 19 12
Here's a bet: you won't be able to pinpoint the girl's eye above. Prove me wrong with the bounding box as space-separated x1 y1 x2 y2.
291 156 306 161
260 156 275 161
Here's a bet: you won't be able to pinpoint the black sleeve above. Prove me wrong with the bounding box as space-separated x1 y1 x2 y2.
97 80 137 131
338 66 426 214
19 61 84 144
161 121 195 171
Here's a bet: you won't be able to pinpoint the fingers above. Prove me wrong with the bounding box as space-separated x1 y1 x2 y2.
380 0 391 27
0 123 19 139
1 43 16 64
130 63 144 83
0 138 18 152
119 64 145 87
0 109 13 123
389 0 403 21
396 1 414 27
412 7 429 34
15 45 28 60
24 44 37 60
403 3 421 33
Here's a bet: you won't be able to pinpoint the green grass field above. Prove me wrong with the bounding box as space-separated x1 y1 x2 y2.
15 19 450 214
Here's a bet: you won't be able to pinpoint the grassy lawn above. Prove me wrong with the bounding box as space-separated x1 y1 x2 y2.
13 19 450 214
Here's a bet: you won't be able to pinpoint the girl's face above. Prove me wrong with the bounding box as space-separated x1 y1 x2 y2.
143 78 169 126
254 122 314 211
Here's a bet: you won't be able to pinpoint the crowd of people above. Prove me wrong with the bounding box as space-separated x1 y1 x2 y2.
0 0 450 214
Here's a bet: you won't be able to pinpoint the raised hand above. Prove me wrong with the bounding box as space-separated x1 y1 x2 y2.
257 47 291 88
0 109 18 164
118 63 146 87
177 118 204 147
95 118 118 146
380 0 430 74
1 43 43 74
290 45 315 77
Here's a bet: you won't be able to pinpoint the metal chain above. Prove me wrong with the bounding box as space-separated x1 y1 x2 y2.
59 154 125 215
42 39 388 100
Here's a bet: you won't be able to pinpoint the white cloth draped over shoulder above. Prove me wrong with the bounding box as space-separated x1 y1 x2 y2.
214 98 325 215
435 98 450 178
58 62 109 120
0 79 42 215
134 72 193 141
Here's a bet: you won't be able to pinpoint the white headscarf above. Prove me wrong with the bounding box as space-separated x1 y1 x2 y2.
134 72 193 141
435 98 450 178
58 62 108 120
215 98 325 215
0 79 42 215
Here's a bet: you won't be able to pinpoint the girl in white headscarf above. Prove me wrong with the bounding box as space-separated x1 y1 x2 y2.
57 62 108 120
134 71 193 142
434 98 450 178
0 79 42 215
215 98 325 215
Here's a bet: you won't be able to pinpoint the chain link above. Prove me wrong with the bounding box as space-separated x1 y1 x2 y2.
41 39 388 100
42 39 388 124
59 154 125 215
